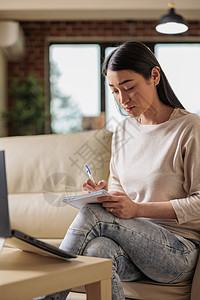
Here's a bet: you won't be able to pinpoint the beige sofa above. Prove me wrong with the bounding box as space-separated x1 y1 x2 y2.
1 129 200 300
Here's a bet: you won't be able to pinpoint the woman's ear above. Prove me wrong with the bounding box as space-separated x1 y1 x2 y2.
151 66 160 86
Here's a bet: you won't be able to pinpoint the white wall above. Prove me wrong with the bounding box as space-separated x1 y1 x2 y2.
0 0 199 21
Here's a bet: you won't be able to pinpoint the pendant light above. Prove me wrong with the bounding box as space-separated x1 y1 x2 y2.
155 2 188 34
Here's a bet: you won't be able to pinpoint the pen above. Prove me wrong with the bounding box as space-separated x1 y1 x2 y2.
85 165 95 183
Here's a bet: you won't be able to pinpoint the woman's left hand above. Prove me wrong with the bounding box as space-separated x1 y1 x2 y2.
98 191 138 219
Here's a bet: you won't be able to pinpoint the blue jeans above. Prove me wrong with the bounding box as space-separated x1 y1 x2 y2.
43 204 199 300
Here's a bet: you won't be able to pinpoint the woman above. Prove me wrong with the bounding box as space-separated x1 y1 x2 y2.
43 41 200 300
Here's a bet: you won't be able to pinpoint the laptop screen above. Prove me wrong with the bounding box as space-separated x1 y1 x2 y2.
0 151 12 238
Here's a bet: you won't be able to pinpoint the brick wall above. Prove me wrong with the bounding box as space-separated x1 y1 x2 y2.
6 19 200 133
8 20 200 87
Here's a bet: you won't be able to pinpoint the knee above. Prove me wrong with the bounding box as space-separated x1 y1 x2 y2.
83 237 119 260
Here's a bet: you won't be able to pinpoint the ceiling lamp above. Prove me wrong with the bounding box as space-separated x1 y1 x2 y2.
155 2 188 34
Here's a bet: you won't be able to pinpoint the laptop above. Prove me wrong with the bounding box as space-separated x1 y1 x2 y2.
0 150 77 260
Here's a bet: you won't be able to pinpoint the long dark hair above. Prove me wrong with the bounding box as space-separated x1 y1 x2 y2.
102 41 185 110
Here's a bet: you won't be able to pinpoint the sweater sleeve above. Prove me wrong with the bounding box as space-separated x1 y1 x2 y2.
108 131 126 194
171 115 200 224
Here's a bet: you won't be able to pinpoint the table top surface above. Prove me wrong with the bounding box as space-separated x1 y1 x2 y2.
0 247 112 299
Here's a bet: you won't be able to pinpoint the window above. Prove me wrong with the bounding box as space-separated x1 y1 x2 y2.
49 42 127 134
49 44 100 134
155 43 200 114
49 41 200 134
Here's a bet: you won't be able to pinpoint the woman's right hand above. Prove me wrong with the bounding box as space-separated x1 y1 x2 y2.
82 179 107 193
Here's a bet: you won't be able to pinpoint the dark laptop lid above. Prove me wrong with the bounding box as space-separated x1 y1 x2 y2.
0 150 12 238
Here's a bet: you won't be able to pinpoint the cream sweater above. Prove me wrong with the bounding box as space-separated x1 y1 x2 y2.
109 108 200 242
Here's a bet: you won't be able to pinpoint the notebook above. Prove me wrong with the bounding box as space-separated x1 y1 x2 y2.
63 189 109 209
0 150 77 260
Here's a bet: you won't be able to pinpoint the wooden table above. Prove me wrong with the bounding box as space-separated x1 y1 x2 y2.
0 247 112 300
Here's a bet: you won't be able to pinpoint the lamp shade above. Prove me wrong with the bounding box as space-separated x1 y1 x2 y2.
156 4 188 34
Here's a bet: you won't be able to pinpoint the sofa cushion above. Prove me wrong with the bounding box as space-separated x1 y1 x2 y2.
72 280 191 300
8 193 79 239
0 129 112 194
1 129 112 239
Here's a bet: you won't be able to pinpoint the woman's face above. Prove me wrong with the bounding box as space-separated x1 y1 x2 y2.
107 68 159 118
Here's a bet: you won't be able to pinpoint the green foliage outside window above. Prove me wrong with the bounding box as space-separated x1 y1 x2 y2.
2 75 46 136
